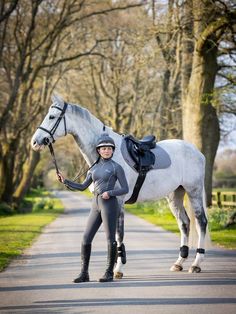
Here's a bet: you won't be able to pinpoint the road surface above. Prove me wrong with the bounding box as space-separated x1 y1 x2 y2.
0 191 236 313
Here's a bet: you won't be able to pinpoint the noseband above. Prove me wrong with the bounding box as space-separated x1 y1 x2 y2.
38 102 68 144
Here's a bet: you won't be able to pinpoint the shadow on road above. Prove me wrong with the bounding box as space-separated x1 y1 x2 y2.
1 275 236 293
0 296 236 312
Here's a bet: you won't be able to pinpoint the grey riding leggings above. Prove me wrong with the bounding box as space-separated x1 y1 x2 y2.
82 195 120 245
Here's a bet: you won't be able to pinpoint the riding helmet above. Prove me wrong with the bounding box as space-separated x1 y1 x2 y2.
96 133 115 150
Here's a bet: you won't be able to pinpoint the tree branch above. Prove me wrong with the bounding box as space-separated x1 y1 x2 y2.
0 0 19 23
41 40 110 68
196 12 236 53
76 2 145 23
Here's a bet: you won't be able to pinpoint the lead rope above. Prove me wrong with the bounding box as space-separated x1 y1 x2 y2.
48 143 99 182
48 122 104 182
48 143 60 175
72 156 100 182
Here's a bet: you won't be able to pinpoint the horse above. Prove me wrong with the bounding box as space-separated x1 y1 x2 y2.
31 94 210 276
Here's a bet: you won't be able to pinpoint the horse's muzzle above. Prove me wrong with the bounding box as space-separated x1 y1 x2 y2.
31 137 48 151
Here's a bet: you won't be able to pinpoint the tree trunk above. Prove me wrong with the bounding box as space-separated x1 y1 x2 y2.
182 56 220 205
13 149 40 208
0 139 18 204
182 1 220 206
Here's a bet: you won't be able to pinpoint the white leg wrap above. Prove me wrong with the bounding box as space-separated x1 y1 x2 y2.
114 256 123 273
175 255 187 266
192 253 204 267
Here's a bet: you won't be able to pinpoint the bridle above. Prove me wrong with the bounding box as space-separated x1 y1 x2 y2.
38 102 68 145
37 102 68 174
37 101 99 178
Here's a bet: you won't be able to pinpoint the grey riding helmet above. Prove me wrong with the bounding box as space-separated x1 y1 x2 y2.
96 133 115 151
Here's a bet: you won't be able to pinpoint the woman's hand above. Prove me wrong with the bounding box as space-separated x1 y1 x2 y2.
101 191 110 199
57 172 65 183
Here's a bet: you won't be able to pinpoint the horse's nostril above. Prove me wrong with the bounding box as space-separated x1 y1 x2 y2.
31 138 37 147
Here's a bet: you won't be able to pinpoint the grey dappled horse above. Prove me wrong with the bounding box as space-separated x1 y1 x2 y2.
31 95 210 277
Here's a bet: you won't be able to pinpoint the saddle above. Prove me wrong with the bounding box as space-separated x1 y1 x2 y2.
124 135 156 171
124 134 156 204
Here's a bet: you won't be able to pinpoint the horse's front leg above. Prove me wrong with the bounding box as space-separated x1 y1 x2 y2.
114 201 126 279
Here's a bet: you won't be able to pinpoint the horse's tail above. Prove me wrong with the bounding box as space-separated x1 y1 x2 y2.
185 186 212 249
202 186 212 249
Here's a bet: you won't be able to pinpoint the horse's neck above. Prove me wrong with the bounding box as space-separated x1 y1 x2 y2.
67 104 110 165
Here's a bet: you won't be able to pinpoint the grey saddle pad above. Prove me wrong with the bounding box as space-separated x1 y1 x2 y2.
120 138 171 171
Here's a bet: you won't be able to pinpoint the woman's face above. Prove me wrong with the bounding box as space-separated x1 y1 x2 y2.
98 146 113 159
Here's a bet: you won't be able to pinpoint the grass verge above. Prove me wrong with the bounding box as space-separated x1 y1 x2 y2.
0 189 64 272
126 199 236 250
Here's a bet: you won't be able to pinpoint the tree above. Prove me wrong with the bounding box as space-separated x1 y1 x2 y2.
181 0 236 205
153 0 183 139
0 0 144 207
56 5 165 138
152 0 236 204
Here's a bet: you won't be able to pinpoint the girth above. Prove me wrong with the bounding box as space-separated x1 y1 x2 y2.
124 134 156 204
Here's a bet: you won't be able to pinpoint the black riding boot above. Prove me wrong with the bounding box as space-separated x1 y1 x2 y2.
99 241 117 282
73 244 91 283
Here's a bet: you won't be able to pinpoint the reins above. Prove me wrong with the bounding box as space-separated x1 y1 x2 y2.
72 157 100 182
48 143 60 175
48 142 99 181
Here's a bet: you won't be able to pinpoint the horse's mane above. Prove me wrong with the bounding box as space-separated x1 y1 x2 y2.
70 102 113 133
70 103 93 122
52 94 113 133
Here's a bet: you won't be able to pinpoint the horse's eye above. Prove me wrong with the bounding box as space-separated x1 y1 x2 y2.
49 115 55 120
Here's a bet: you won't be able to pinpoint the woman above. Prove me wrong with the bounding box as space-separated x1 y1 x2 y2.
57 133 129 283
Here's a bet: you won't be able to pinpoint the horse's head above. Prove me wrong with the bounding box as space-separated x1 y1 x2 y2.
31 95 68 151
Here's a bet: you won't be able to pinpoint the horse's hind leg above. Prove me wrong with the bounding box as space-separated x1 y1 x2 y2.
187 188 208 273
167 186 190 272
114 201 126 279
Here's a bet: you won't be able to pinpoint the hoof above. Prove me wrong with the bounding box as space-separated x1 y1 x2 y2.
114 271 123 279
189 266 201 273
170 264 183 272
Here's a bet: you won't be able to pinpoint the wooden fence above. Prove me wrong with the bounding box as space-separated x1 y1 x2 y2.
212 191 236 208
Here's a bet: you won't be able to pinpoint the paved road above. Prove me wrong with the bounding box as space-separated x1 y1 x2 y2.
0 191 236 314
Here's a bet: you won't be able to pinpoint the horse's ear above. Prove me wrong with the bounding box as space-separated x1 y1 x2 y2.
51 93 56 103
51 93 64 105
